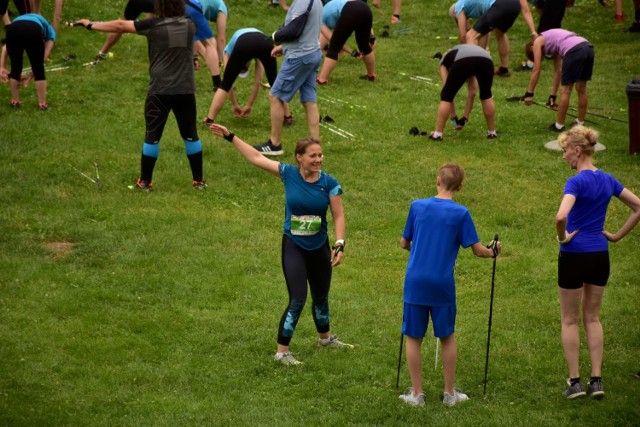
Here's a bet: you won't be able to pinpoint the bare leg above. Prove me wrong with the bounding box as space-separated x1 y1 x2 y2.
560 287 583 379
10 78 20 103
99 32 123 55
206 88 229 121
35 80 46 105
317 57 337 82
575 81 588 123
582 284 605 377
481 97 496 131
556 83 573 126
405 336 424 396
363 52 376 76
269 94 285 145
494 29 510 69
435 101 452 133
440 334 457 395
303 101 320 139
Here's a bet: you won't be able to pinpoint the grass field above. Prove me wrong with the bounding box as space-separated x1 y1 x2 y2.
1 0 639 425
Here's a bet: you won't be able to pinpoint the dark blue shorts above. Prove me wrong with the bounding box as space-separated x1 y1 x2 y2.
561 42 594 85
402 302 456 339
473 0 521 34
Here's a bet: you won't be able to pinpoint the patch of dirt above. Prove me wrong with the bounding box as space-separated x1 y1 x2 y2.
42 241 75 259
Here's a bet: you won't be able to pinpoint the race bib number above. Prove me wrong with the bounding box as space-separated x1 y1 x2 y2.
291 215 321 236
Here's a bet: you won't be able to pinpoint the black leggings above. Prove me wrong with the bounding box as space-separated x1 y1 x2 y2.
327 1 373 60
220 32 278 92
144 93 199 143
6 20 46 81
278 235 332 346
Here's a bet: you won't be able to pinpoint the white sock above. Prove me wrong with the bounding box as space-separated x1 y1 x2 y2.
574 119 584 126
555 122 564 130
432 131 443 138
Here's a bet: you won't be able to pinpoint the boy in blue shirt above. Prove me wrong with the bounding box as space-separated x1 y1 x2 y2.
399 163 500 406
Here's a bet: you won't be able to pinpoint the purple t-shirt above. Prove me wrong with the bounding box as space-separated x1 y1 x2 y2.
561 169 624 252
541 29 588 58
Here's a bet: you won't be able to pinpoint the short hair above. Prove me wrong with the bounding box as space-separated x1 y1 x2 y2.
557 125 599 157
524 40 534 62
294 138 322 163
439 163 465 191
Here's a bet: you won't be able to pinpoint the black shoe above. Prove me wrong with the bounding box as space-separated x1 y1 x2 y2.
587 379 605 400
495 67 511 77
563 380 586 399
253 140 283 156
548 123 565 132
630 22 640 32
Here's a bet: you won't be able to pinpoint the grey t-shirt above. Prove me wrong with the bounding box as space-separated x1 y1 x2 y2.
282 0 322 58
134 17 196 95
440 44 492 69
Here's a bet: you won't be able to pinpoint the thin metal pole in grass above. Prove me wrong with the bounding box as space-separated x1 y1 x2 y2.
483 234 499 398
395 332 404 389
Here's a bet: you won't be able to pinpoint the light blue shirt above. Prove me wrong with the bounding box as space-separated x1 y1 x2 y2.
322 0 348 28
200 0 228 20
453 0 495 18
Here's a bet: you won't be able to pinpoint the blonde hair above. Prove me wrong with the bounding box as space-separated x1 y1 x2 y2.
439 163 465 191
557 125 599 156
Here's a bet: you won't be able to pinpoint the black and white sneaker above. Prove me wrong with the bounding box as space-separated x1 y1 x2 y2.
587 379 604 400
253 140 283 156
563 379 586 399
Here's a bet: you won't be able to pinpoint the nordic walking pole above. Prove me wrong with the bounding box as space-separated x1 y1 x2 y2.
483 234 499 398
435 338 439 369
396 332 404 389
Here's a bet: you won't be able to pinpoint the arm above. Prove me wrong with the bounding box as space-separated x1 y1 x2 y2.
471 241 500 258
239 60 265 117
73 19 137 33
400 237 411 251
43 40 55 61
555 194 579 243
519 0 537 36
603 188 640 242
524 37 544 105
209 124 280 176
329 195 346 266
271 44 284 57
463 77 477 119
321 25 333 42
456 10 468 43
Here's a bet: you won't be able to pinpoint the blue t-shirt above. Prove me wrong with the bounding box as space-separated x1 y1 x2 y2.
453 0 495 18
224 28 262 55
200 0 228 20
13 14 56 43
402 198 479 306
322 0 348 28
279 163 343 250
561 169 624 253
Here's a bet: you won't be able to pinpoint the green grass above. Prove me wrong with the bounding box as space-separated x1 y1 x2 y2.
1 0 639 425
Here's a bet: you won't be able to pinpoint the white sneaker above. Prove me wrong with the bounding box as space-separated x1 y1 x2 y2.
274 351 302 366
317 334 354 349
399 389 425 407
443 388 469 406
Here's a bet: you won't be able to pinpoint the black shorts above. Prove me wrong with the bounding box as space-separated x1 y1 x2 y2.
473 0 521 34
124 0 156 20
441 56 494 102
558 250 610 289
561 42 594 85
0 0 31 16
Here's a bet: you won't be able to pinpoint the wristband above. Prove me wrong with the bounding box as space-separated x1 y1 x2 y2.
224 132 235 142
524 91 534 98
556 235 569 244
335 239 344 246
87 22 94 30
369 35 377 44
351 50 360 58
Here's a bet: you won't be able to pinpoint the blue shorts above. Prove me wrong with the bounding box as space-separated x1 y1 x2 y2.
561 42 594 85
402 302 456 339
270 50 322 104
185 0 214 41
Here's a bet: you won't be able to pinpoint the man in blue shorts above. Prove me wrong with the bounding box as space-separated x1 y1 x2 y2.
253 0 323 156
398 163 500 407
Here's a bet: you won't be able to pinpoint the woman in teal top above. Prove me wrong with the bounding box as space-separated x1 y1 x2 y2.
209 123 353 366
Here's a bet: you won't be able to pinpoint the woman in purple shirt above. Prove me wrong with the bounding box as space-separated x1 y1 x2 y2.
554 126 640 399
523 29 594 132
